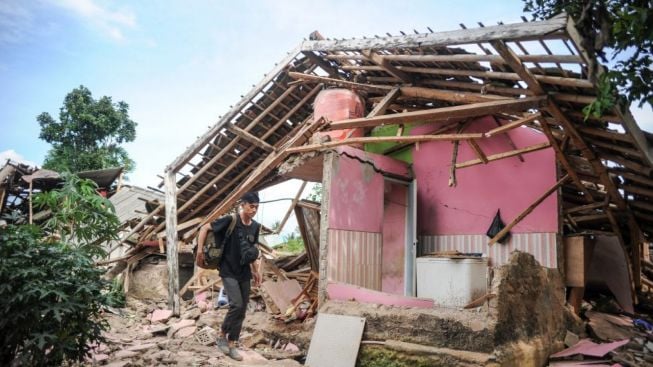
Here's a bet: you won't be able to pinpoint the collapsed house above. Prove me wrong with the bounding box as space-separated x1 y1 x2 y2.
115 13 653 365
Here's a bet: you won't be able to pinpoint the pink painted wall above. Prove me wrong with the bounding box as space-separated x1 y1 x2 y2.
412 116 558 235
382 182 407 294
327 153 383 232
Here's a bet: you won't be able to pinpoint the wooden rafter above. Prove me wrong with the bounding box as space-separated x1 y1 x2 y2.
455 141 551 169
328 96 547 130
301 13 567 52
362 49 414 83
490 40 545 95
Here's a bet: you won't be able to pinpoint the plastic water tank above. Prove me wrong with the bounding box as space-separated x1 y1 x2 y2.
416 257 488 308
314 89 364 141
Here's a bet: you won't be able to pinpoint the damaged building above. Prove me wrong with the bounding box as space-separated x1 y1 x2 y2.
111 13 653 366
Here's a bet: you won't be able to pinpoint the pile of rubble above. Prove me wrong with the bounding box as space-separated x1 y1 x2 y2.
84 295 314 366
548 298 653 367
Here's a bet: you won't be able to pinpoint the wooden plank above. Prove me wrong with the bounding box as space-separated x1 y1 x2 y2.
164 171 180 315
344 53 583 64
420 79 532 97
301 13 567 51
467 139 488 164
287 132 485 154
576 125 634 143
276 181 307 234
455 141 551 169
489 175 569 245
167 44 302 172
491 40 545 94
369 87 401 117
540 120 596 202
485 113 540 137
362 49 413 83
200 117 328 226
227 125 275 152
288 71 391 93
399 86 508 104
396 66 593 89
328 96 546 130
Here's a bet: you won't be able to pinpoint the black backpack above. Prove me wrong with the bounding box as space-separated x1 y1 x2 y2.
195 213 237 269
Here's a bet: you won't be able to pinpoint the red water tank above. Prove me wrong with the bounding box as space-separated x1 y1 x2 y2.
314 89 364 141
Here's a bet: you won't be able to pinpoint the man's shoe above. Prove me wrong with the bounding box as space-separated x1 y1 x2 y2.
228 347 243 361
216 337 230 354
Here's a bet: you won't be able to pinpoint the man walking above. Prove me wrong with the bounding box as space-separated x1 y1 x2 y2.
197 192 262 361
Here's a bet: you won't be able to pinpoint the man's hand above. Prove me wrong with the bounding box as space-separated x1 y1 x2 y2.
252 270 262 287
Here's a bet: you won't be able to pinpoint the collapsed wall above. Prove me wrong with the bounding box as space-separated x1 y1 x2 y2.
321 251 569 366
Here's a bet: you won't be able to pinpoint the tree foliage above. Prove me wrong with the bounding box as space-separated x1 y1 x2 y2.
33 172 120 256
524 0 653 110
38 85 137 173
0 224 107 365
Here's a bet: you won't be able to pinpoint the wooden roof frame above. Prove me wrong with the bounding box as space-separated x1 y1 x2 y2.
155 12 653 313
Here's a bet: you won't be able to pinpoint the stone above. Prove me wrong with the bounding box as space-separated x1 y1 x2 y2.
151 309 173 323
144 324 170 335
182 307 202 320
126 342 158 352
174 325 197 338
105 362 130 367
564 330 580 347
169 318 196 337
87 353 110 363
114 350 139 359
284 342 300 352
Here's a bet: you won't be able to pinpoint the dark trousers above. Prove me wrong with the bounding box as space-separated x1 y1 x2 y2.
221 277 251 342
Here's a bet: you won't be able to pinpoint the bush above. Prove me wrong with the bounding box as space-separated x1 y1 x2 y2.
0 225 107 365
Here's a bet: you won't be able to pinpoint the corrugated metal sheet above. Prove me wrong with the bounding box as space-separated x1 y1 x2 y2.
110 185 164 223
327 229 383 290
419 233 558 268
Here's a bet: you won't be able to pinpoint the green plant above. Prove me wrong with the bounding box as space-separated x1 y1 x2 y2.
305 183 323 203
583 73 618 120
33 172 120 257
104 277 126 308
0 224 108 365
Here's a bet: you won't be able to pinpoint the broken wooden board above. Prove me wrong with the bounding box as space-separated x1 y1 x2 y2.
260 279 302 314
305 313 366 367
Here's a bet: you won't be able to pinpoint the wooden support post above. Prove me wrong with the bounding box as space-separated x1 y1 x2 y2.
276 181 307 234
164 171 180 315
489 175 569 245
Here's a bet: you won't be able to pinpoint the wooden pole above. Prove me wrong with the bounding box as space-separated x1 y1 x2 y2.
164 171 180 315
276 181 307 234
28 181 33 225
489 175 569 245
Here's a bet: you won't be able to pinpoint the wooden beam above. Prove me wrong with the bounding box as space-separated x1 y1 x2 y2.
302 51 342 79
301 13 567 52
420 79 532 97
288 71 391 93
455 141 551 169
330 53 584 64
328 96 547 130
485 113 540 137
164 171 180 315
287 132 485 154
200 117 329 227
362 49 414 83
467 139 488 164
399 86 508 104
564 201 608 215
167 44 302 172
539 120 596 203
491 40 545 95
396 66 593 89
489 175 569 245
369 87 401 117
276 181 307 234
227 125 275 152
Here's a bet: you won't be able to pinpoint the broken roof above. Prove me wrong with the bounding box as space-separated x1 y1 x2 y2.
160 13 653 250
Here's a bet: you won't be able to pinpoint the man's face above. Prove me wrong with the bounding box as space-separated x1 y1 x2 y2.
241 202 259 219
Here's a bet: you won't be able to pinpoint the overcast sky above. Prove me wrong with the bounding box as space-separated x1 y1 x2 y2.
1 0 651 234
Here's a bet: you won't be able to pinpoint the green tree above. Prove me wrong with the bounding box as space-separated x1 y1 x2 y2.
305 183 323 203
38 85 137 173
524 1 653 113
33 172 120 256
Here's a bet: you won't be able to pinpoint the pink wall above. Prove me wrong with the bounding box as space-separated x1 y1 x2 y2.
412 116 558 235
382 182 407 294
